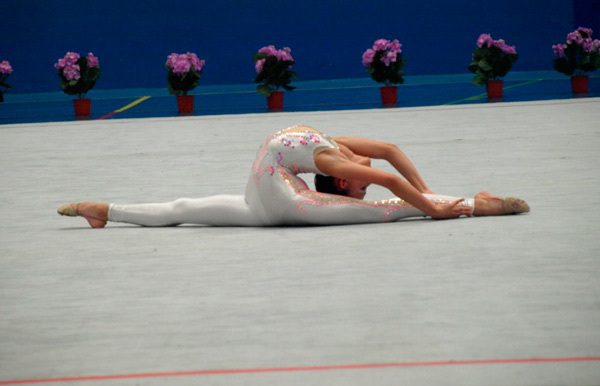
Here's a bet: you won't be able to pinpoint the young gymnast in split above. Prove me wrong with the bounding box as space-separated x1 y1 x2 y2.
57 125 529 228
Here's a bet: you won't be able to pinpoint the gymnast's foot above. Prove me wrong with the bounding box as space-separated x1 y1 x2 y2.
57 202 109 228
473 191 530 216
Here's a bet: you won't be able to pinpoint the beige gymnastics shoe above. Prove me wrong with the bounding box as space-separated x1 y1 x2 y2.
502 197 530 214
57 202 108 228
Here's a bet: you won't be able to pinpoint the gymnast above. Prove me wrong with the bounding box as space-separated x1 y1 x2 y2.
57 125 529 228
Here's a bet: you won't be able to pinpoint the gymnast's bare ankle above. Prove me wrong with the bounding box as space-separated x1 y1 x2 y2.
57 202 109 228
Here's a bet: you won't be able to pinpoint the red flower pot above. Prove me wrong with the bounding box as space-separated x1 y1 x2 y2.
486 80 503 100
380 86 398 106
571 75 589 94
73 98 91 117
267 91 284 111
177 95 194 114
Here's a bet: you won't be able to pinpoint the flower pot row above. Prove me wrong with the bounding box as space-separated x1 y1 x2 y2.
71 75 591 118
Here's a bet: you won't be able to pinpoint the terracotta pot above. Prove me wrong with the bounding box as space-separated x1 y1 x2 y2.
486 80 503 99
571 75 589 94
177 95 194 114
73 98 91 117
380 86 398 106
267 91 284 111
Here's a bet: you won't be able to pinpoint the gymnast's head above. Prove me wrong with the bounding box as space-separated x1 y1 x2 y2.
314 175 370 200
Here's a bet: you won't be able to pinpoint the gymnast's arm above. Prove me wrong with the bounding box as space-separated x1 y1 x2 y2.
334 136 433 194
315 150 467 219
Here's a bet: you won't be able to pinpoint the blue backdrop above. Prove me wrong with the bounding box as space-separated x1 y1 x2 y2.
2 0 597 93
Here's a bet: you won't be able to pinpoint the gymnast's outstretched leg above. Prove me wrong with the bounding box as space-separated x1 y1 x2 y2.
58 195 264 227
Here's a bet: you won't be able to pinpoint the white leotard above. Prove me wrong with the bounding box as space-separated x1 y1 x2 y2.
108 125 474 226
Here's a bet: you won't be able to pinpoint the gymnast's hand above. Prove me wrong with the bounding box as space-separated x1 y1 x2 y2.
430 198 471 220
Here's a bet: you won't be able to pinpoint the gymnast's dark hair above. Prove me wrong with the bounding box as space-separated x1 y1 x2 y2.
314 174 350 196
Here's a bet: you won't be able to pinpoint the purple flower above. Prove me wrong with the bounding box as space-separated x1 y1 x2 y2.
567 31 584 45
86 52 100 68
255 58 265 74
0 60 12 74
593 39 600 52
576 26 593 38
552 43 567 58
582 39 594 53
477 33 493 48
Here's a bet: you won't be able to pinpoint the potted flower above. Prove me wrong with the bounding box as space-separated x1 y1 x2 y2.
0 60 13 103
254 45 296 111
165 52 205 115
54 52 100 117
468 34 518 100
552 27 600 94
362 38 404 106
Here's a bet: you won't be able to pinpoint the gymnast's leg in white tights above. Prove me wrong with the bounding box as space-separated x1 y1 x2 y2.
107 195 264 226
105 192 473 227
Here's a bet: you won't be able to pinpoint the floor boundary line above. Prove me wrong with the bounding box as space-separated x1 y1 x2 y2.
1 356 599 385
97 96 151 120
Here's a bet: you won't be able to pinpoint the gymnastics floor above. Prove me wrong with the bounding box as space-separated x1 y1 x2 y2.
1 98 599 385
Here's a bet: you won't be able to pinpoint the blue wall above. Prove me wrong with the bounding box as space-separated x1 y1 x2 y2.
2 0 592 93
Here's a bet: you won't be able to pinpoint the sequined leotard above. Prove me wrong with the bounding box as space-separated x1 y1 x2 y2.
108 125 474 226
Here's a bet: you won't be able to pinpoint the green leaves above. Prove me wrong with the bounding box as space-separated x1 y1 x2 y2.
553 36 600 76
468 45 517 85
167 70 200 96
367 52 405 85
254 54 296 96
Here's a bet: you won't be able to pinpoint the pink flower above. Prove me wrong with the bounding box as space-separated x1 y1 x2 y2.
493 40 517 55
86 52 99 68
373 38 389 51
64 51 80 64
362 48 375 66
255 58 265 74
277 47 293 62
389 39 402 54
382 50 397 66
552 43 567 58
576 26 593 38
166 53 178 68
477 33 492 48
166 52 205 75
63 64 81 80
0 60 12 74
258 45 278 56
186 52 205 71
172 59 191 76
54 58 66 70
